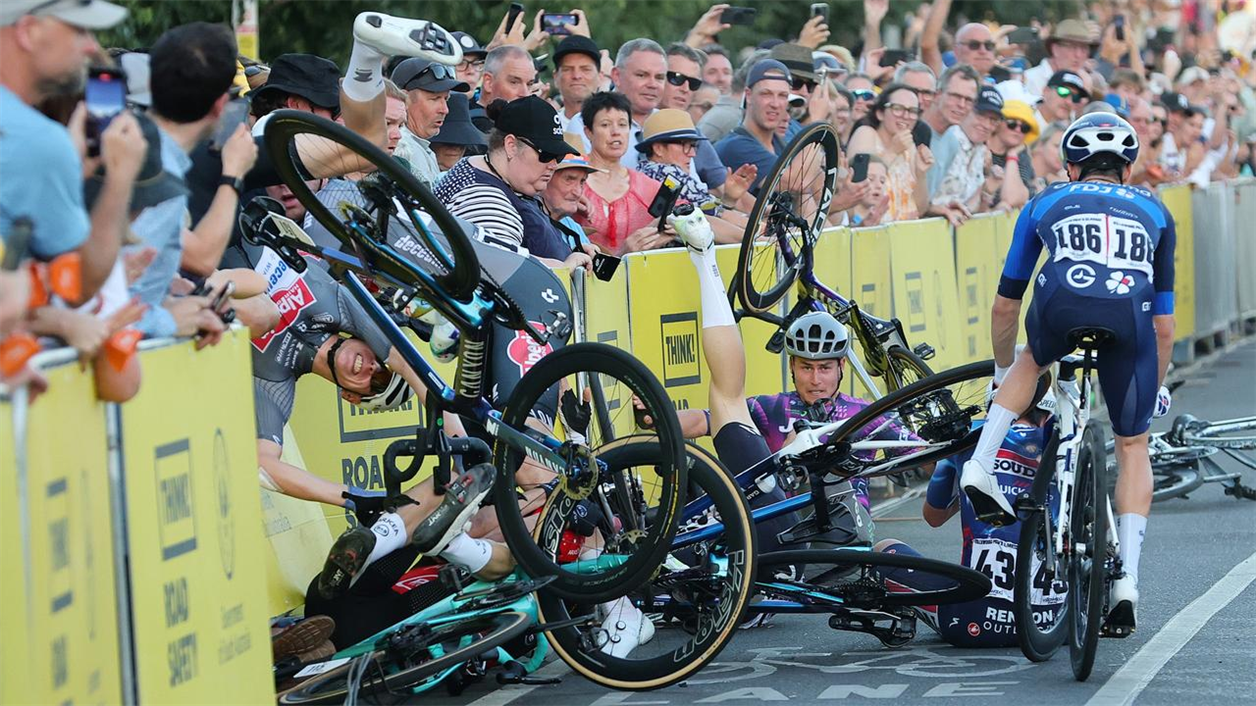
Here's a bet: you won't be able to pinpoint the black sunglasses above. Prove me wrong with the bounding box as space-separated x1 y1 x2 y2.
1004 119 1033 134
418 62 458 82
666 71 702 91
517 136 563 164
962 40 997 52
790 76 818 92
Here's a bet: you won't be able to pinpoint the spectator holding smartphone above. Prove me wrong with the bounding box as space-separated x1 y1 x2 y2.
847 83 933 221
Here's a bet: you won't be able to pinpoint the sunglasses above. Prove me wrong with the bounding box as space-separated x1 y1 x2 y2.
962 40 997 52
666 71 702 91
851 89 876 102
1004 119 1033 134
418 62 458 82
790 77 818 92
517 136 564 164
1054 85 1086 104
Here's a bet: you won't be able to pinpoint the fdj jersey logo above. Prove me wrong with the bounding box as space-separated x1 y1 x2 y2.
1066 263 1096 289
1107 270 1134 294
252 276 317 352
660 312 700 387
507 321 554 376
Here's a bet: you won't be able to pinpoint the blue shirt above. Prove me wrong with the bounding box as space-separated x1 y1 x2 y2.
999 181 1177 315
715 126 784 193
128 124 193 337
0 86 89 260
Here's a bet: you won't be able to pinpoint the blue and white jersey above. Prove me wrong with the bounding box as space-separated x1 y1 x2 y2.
997 181 1177 316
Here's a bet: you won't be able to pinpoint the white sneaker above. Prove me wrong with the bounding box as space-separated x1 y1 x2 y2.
1106 574 1138 636
668 207 714 253
353 12 462 64
960 459 1017 526
598 601 655 658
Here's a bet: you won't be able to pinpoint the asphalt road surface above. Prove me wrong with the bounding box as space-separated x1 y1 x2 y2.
418 337 1256 706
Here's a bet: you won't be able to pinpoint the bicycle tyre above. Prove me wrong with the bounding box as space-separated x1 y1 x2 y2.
1069 424 1108 682
1180 417 1256 449
277 611 531 705
1014 433 1069 662
756 548 991 607
1151 466 1204 501
493 344 685 603
735 123 840 314
885 345 933 395
537 437 756 690
262 109 481 300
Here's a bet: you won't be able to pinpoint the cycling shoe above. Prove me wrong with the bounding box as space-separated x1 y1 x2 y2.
410 462 494 556
316 525 376 600
960 459 1017 527
353 12 462 64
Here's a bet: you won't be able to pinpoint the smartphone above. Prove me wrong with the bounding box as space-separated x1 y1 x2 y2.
209 280 235 312
591 253 621 282
647 177 680 230
850 153 870 183
2 217 33 271
210 99 250 151
541 12 577 35
85 66 127 158
810 3 829 23
720 6 757 26
506 2 525 34
879 49 912 67
1114 14 1126 42
911 120 932 148
1007 26 1038 45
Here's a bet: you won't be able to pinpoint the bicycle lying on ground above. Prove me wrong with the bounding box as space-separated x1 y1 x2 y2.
1105 414 1256 502
730 123 936 399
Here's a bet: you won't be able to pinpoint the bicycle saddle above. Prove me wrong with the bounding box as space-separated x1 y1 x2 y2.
1066 326 1117 349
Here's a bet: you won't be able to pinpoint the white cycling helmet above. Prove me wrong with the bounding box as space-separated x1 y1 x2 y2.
1060 112 1140 166
784 311 850 360
357 371 413 411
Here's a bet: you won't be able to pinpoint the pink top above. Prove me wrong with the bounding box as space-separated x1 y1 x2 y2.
577 169 662 256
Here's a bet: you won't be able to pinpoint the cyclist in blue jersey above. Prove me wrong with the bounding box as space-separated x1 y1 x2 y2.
877 378 1066 647
960 112 1177 634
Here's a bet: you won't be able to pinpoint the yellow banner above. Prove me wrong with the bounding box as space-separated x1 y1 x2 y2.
848 226 893 398
0 364 121 706
1160 184 1196 340
887 218 964 371
260 426 335 616
813 226 853 303
120 332 273 704
625 249 708 414
955 215 1001 361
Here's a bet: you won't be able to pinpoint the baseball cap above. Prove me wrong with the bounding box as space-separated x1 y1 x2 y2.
451 31 487 60
250 53 341 111
430 93 487 151
975 86 1005 115
392 57 470 93
553 35 600 69
1177 66 1209 87
555 153 604 173
1047 70 1089 100
0 0 127 29
770 42 818 83
746 59 793 89
1160 91 1204 116
493 96 580 159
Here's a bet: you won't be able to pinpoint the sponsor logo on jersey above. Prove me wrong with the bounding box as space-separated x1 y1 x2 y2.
541 287 560 304
993 448 1040 479
1142 301 1152 312
507 321 554 376
967 622 981 637
252 276 317 352
1066 263 1096 289
1107 270 1134 294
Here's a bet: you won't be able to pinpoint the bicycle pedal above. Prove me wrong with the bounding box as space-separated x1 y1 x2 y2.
766 330 786 355
1013 495 1043 515
913 343 936 361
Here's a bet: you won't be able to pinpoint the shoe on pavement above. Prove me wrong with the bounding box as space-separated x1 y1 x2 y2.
316 525 377 600
668 206 715 254
598 602 656 658
271 615 336 660
1106 575 1138 637
353 12 461 63
960 459 1017 527
410 463 495 556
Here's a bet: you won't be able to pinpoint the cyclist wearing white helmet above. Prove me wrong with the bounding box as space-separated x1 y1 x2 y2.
960 112 1177 634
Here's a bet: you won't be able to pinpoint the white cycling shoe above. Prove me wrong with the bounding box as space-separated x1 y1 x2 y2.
1105 575 1138 637
598 598 656 658
669 206 714 254
960 459 1018 527
353 12 463 64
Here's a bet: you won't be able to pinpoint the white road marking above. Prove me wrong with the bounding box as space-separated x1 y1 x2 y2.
1086 550 1256 706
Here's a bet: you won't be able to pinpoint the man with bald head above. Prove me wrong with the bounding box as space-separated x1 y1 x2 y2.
952 23 996 76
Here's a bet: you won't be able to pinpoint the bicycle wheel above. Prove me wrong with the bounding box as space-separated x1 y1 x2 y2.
493 344 685 603
1179 416 1256 449
262 109 481 301
536 437 755 690
797 360 997 481
884 345 933 394
277 611 530 705
1069 424 1108 682
757 548 991 607
1014 433 1070 662
735 123 840 314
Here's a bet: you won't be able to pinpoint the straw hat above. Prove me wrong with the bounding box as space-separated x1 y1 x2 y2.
634 109 707 153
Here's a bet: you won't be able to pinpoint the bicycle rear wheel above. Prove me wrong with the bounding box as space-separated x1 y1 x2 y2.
1069 425 1108 682
1014 433 1070 662
493 345 685 603
757 548 991 608
277 611 530 705
537 437 755 690
735 123 839 314
262 109 481 301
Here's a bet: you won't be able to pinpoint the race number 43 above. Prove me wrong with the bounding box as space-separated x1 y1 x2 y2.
1050 213 1154 275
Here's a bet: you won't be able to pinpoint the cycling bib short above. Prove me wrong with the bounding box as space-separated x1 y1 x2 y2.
999 181 1176 437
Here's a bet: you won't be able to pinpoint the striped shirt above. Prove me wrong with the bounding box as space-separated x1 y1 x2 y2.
433 158 573 260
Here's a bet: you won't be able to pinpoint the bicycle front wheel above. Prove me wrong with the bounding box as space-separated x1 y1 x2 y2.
1014 432 1070 662
885 345 933 394
493 344 686 603
262 109 481 300
1069 425 1109 682
735 123 840 314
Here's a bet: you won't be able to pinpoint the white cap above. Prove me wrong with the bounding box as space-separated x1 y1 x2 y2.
0 0 127 29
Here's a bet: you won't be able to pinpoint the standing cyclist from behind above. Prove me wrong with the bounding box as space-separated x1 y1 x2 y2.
960 112 1177 635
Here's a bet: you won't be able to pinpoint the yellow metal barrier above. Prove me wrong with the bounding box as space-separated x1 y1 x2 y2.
1160 184 1196 341
887 218 964 372
954 215 1001 361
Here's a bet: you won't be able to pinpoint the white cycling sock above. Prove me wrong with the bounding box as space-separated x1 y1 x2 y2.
971 404 1017 473
689 247 734 329
365 512 407 565
1117 513 1147 583
438 532 493 574
343 39 386 102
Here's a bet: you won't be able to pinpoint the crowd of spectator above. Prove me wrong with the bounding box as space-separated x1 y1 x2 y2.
5 0 1256 396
